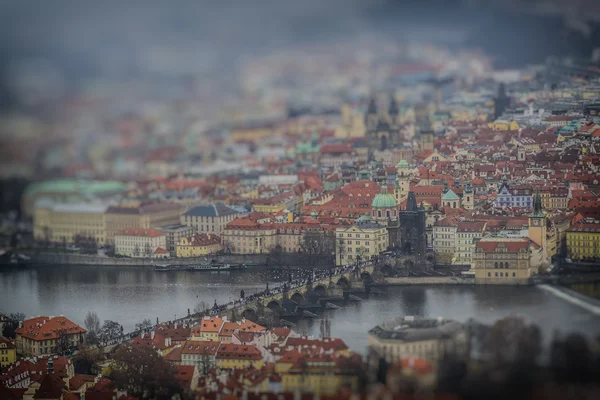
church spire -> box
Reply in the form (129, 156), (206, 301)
(389, 94), (399, 115)
(406, 191), (418, 211)
(530, 190), (544, 218)
(367, 97), (377, 115)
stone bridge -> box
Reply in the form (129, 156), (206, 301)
(221, 264), (375, 321)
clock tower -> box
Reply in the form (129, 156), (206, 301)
(528, 190), (547, 264)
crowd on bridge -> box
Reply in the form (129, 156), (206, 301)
(90, 254), (394, 350)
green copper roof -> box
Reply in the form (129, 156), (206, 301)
(25, 180), (126, 196)
(372, 185), (398, 208)
(441, 188), (460, 201)
(396, 159), (409, 169)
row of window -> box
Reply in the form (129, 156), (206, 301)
(488, 272), (517, 278)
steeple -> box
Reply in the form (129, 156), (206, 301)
(406, 191), (418, 211)
(464, 180), (473, 194)
(443, 181), (448, 194)
(530, 190), (544, 218)
(389, 94), (399, 115)
(367, 97), (377, 115)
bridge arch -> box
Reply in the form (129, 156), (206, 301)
(381, 264), (393, 276)
(336, 276), (350, 288)
(267, 299), (282, 310)
(242, 308), (258, 322)
(361, 271), (372, 282)
(290, 292), (304, 303)
(313, 284), (328, 296)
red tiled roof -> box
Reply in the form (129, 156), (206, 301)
(475, 239), (532, 253)
(16, 316), (86, 341)
(216, 344), (262, 360)
(181, 341), (220, 355)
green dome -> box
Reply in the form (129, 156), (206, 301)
(372, 185), (398, 208)
(396, 159), (409, 169)
(441, 188), (460, 201)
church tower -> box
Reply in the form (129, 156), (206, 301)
(388, 94), (400, 128)
(418, 115), (435, 152)
(463, 181), (474, 210)
(494, 83), (510, 120)
(365, 98), (378, 131)
(395, 159), (411, 203)
(528, 190), (547, 264)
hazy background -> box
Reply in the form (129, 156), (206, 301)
(0, 0), (599, 111)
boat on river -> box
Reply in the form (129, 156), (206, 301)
(154, 263), (177, 272)
(188, 259), (247, 272)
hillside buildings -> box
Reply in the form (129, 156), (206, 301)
(15, 316), (86, 357)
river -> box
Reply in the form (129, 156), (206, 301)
(2, 265), (600, 353)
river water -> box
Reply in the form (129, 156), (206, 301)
(2, 265), (600, 353)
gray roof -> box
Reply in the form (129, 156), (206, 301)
(184, 203), (239, 217)
(369, 316), (464, 342)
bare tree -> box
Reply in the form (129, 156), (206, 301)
(100, 320), (124, 342)
(1, 312), (25, 338)
(110, 345), (180, 399)
(84, 311), (101, 345)
(135, 319), (153, 333)
(194, 301), (208, 315)
(144, 242), (152, 257)
(55, 329), (73, 355)
(298, 230), (335, 268)
(133, 244), (140, 257)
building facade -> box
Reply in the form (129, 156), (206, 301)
(335, 221), (389, 266)
(495, 182), (533, 208)
(368, 316), (468, 363)
(158, 224), (195, 257)
(105, 201), (182, 244)
(472, 238), (540, 284)
(566, 223), (600, 261)
(454, 221), (486, 265)
(33, 202), (108, 245)
(15, 316), (86, 357)
(176, 233), (222, 257)
(114, 228), (167, 258)
(0, 337), (16, 368)
(181, 204), (244, 236)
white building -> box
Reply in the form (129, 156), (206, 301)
(114, 228), (167, 258)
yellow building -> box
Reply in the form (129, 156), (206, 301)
(335, 221), (389, 266)
(33, 202), (108, 245)
(176, 233), (222, 257)
(282, 355), (361, 395)
(566, 224), (600, 261)
(0, 337), (16, 368)
(192, 317), (225, 342)
(105, 201), (183, 244)
(488, 119), (519, 131)
(215, 343), (264, 369)
(472, 238), (541, 284)
(15, 316), (86, 357)
(231, 121), (275, 142)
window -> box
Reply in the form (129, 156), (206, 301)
(488, 272), (491, 277)
(495, 272), (498, 277)
(512, 272), (516, 277)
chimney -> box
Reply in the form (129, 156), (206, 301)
(151, 331), (155, 340)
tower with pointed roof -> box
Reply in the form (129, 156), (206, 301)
(418, 114), (435, 152)
(528, 190), (547, 264)
(395, 159), (411, 203)
(462, 181), (474, 210)
(365, 95), (403, 154)
(399, 191), (427, 257)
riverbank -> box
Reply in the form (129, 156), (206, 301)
(13, 251), (271, 267)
